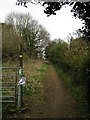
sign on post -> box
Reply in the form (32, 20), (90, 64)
(18, 77), (26, 85)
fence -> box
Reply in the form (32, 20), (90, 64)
(0, 67), (18, 103)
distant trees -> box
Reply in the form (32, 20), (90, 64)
(45, 39), (68, 71)
(5, 12), (50, 59)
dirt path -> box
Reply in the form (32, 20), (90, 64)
(32, 64), (80, 118)
(3, 64), (87, 118)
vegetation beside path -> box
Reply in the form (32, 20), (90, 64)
(2, 58), (89, 118)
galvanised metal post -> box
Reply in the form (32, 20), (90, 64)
(18, 44), (23, 108)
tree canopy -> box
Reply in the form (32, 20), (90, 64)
(16, 1), (90, 42)
(41, 2), (90, 42)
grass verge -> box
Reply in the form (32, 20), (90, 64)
(23, 61), (48, 97)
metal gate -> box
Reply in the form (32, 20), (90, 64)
(0, 67), (18, 103)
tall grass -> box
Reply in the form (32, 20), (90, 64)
(22, 58), (49, 102)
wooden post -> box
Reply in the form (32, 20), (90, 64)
(18, 44), (23, 108)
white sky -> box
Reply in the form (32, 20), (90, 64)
(0, 0), (84, 42)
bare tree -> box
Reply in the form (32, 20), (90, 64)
(5, 12), (50, 58)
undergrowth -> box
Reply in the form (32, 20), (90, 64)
(2, 58), (48, 113)
(23, 63), (48, 97)
(54, 64), (88, 113)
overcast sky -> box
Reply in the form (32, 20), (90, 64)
(0, 0), (84, 42)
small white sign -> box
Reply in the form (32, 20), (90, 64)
(18, 77), (26, 85)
